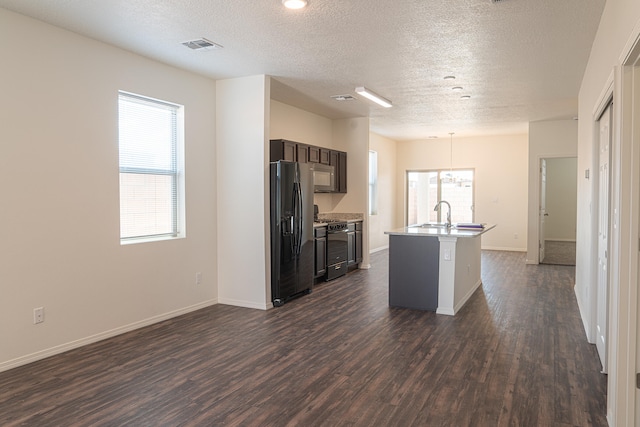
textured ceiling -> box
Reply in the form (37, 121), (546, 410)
(0, 0), (605, 140)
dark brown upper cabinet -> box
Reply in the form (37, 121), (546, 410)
(270, 139), (347, 193)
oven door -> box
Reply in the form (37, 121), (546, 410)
(326, 228), (348, 280)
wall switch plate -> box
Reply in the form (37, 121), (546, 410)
(444, 249), (451, 261)
(196, 272), (202, 285)
(33, 307), (44, 324)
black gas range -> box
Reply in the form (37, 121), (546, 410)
(322, 220), (349, 280)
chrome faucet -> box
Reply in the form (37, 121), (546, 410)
(434, 200), (452, 229)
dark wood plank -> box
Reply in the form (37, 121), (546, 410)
(0, 250), (607, 426)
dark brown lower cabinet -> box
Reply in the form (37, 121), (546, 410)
(314, 226), (327, 278)
(347, 222), (363, 266)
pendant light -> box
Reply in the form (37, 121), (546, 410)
(446, 132), (455, 183)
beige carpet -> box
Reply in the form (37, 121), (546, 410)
(541, 240), (576, 266)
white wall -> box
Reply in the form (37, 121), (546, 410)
(0, 9), (217, 371)
(269, 100), (335, 213)
(369, 133), (399, 252)
(527, 120), (578, 263)
(576, 0), (640, 424)
(544, 157), (578, 241)
(216, 76), (270, 309)
(396, 134), (529, 251)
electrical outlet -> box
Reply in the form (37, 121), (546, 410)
(33, 307), (44, 324)
(444, 249), (451, 261)
(196, 272), (202, 285)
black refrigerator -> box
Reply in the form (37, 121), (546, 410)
(270, 161), (314, 307)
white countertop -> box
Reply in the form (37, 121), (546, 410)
(385, 223), (496, 238)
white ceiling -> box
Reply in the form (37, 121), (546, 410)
(0, 0), (605, 140)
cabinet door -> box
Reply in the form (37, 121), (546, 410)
(270, 139), (297, 162)
(315, 236), (327, 277)
(347, 232), (356, 266)
(330, 150), (347, 193)
(329, 150), (339, 169)
(283, 141), (296, 161)
(338, 151), (347, 193)
(355, 230), (363, 263)
(347, 224), (356, 266)
(297, 144), (309, 163)
(309, 146), (320, 163)
(319, 149), (331, 165)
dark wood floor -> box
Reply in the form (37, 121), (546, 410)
(0, 250), (607, 426)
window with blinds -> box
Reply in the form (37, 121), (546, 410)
(118, 91), (184, 243)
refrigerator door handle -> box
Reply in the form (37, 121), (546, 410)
(292, 184), (300, 254)
(296, 182), (303, 254)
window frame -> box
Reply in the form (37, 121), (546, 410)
(369, 150), (378, 216)
(405, 168), (475, 226)
(118, 91), (185, 244)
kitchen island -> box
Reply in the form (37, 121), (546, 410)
(384, 224), (495, 315)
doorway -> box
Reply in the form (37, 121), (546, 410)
(539, 157), (578, 266)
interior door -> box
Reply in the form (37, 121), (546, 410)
(597, 102), (612, 372)
(539, 159), (547, 263)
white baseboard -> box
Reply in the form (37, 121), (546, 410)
(545, 238), (577, 243)
(574, 283), (593, 342)
(370, 245), (389, 254)
(482, 246), (527, 252)
(217, 297), (269, 311)
(454, 279), (483, 314)
(0, 299), (218, 373)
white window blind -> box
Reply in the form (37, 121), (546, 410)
(118, 92), (182, 243)
(369, 150), (378, 215)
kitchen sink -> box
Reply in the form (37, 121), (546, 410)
(411, 223), (449, 228)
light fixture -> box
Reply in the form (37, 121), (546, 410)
(282, 0), (307, 9)
(452, 86), (463, 91)
(444, 75), (456, 80)
(446, 132), (455, 183)
(355, 86), (393, 108)
(461, 95), (471, 99)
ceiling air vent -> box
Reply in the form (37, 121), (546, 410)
(182, 38), (223, 51)
(331, 94), (357, 101)
(490, 0), (508, 3)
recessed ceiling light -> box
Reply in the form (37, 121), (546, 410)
(427, 136), (439, 139)
(444, 75), (456, 80)
(282, 0), (307, 9)
(452, 86), (463, 91)
(461, 95), (471, 99)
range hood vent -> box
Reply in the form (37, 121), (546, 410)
(182, 38), (223, 51)
(331, 94), (357, 101)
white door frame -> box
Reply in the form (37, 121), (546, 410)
(606, 26), (640, 426)
(535, 154), (575, 265)
(539, 159), (547, 263)
(596, 102), (612, 373)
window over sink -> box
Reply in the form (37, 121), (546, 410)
(406, 169), (474, 226)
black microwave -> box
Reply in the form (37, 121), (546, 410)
(312, 163), (335, 193)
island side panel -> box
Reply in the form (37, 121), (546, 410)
(453, 235), (482, 312)
(388, 234), (440, 311)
